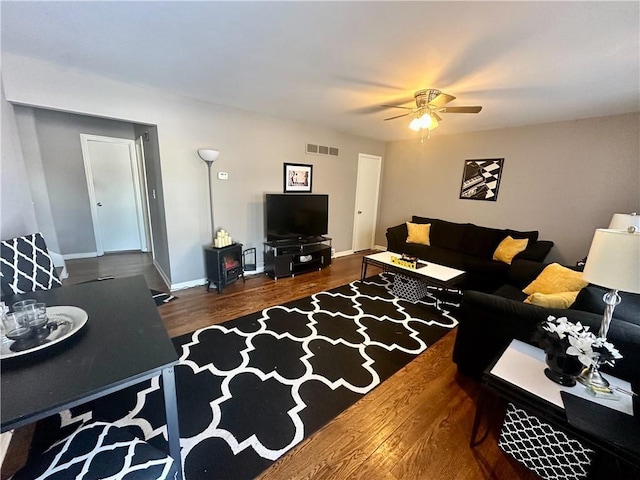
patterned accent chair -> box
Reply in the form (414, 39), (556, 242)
(0, 232), (62, 297)
(11, 421), (177, 479)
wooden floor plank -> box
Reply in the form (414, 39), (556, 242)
(352, 360), (467, 478)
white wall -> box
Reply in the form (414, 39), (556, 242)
(378, 113), (640, 263)
(2, 54), (386, 287)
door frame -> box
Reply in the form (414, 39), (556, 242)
(135, 135), (154, 256)
(80, 134), (147, 256)
(352, 153), (382, 252)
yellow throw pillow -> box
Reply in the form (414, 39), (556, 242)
(406, 222), (431, 246)
(493, 236), (529, 264)
(523, 263), (589, 295)
(524, 291), (580, 309)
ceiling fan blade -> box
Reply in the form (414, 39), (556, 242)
(381, 104), (414, 110)
(429, 93), (456, 108)
(384, 112), (413, 121)
(432, 112), (443, 122)
(443, 106), (483, 114)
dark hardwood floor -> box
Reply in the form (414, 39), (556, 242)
(61, 251), (169, 291)
(2, 251), (537, 479)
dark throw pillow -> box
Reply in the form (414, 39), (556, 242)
(460, 224), (503, 258)
(503, 228), (539, 244)
(427, 219), (470, 251)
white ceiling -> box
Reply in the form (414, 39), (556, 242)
(2, 1), (639, 142)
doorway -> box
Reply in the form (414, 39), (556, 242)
(352, 153), (382, 252)
(80, 134), (150, 255)
(135, 135), (154, 258)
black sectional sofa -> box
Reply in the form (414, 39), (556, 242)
(386, 216), (554, 292)
(452, 259), (640, 386)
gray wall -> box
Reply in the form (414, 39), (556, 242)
(13, 108), (61, 253)
(4, 105), (173, 282)
(133, 124), (171, 280)
(377, 113), (640, 263)
(1, 85), (38, 240)
(20, 108), (137, 255)
(9, 108), (172, 280)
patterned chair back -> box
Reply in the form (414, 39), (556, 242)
(1, 232), (62, 297)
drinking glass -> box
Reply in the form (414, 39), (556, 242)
(30, 303), (49, 329)
(12, 299), (36, 311)
(12, 299), (37, 328)
(2, 312), (32, 342)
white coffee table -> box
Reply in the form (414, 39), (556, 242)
(360, 251), (465, 288)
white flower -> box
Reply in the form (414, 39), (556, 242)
(566, 333), (597, 367)
(542, 316), (622, 368)
(592, 338), (623, 358)
(543, 316), (584, 339)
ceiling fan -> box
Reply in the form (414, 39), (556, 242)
(383, 89), (482, 140)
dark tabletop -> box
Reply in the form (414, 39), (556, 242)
(1, 276), (178, 432)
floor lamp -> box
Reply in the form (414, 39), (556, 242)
(198, 149), (220, 242)
(578, 224), (640, 387)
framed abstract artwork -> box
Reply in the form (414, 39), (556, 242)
(459, 158), (504, 201)
(283, 163), (313, 193)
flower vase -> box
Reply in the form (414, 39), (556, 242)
(544, 350), (583, 387)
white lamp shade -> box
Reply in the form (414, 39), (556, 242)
(608, 212), (640, 230)
(582, 228), (640, 294)
(198, 149), (220, 163)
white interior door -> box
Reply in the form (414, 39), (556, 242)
(352, 154), (382, 252)
(81, 135), (144, 254)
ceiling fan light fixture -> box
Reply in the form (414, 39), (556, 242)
(409, 117), (422, 131)
(384, 89), (481, 140)
(409, 113), (433, 131)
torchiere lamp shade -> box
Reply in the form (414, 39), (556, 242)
(198, 149), (220, 163)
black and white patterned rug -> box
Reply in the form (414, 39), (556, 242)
(33, 273), (460, 479)
(150, 288), (177, 306)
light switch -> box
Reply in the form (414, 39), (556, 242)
(218, 172), (229, 180)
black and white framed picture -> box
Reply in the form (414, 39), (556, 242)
(459, 158), (504, 201)
(284, 163), (313, 193)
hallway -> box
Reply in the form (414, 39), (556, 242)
(62, 252), (168, 292)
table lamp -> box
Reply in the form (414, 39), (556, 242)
(608, 212), (640, 230)
(579, 224), (640, 387)
(198, 149), (220, 242)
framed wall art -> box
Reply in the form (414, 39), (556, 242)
(283, 163), (313, 193)
(459, 158), (504, 201)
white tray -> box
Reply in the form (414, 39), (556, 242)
(1, 306), (88, 359)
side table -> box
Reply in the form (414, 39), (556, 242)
(204, 243), (245, 293)
(471, 340), (638, 479)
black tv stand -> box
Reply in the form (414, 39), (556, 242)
(263, 236), (332, 279)
(270, 235), (324, 243)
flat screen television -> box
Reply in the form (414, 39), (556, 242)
(265, 193), (329, 241)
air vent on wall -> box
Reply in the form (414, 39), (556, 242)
(306, 143), (339, 157)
